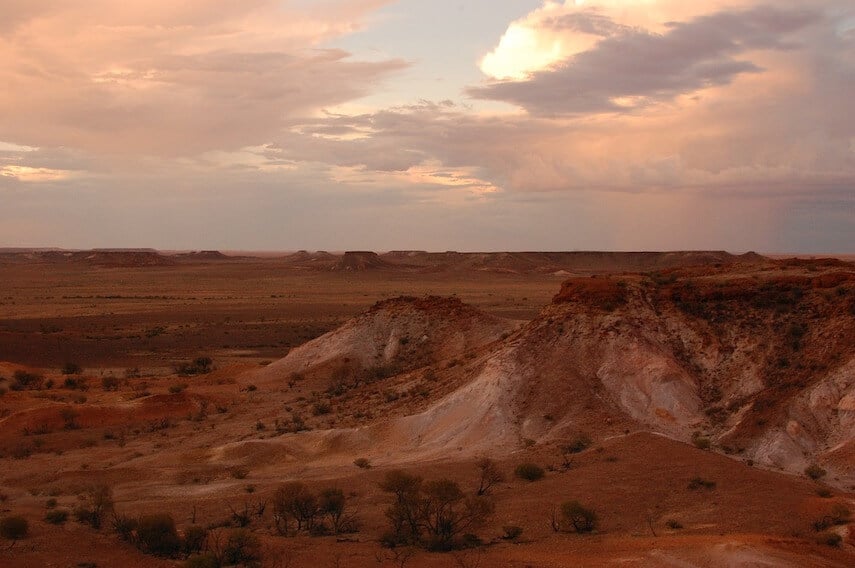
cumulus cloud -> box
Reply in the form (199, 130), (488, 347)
(470, 5), (822, 115)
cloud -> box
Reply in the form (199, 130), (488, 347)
(265, 2), (853, 203)
(469, 5), (822, 115)
(0, 0), (852, 253)
(0, 0), (403, 155)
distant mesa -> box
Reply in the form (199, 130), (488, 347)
(92, 248), (159, 253)
(386, 250), (429, 258)
(174, 250), (230, 260)
(332, 251), (393, 271)
(85, 250), (175, 267)
(283, 250), (337, 265)
(0, 247), (175, 266)
(0, 249), (810, 274)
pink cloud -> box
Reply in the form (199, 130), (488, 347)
(0, 0), (403, 155)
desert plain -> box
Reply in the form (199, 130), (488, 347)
(0, 249), (853, 567)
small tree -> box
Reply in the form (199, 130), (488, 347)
(475, 458), (503, 496)
(421, 479), (493, 551)
(318, 488), (352, 534)
(379, 471), (494, 551)
(272, 482), (317, 534)
(380, 470), (423, 544)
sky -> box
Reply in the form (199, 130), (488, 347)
(0, 0), (853, 253)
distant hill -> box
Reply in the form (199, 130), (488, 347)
(0, 248), (771, 273)
(0, 249), (174, 266)
(331, 251), (397, 271)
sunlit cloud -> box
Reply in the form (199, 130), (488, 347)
(472, 4), (821, 115)
(0, 166), (74, 182)
(330, 161), (499, 203)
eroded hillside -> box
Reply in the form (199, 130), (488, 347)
(228, 259), (855, 485)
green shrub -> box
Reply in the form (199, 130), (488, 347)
(169, 383), (188, 394)
(831, 503), (851, 525)
(560, 501), (597, 533)
(60, 407), (80, 430)
(176, 357), (213, 376)
(312, 401), (331, 416)
(230, 467), (249, 480)
(101, 376), (120, 391)
(816, 531), (842, 547)
(45, 509), (69, 525)
(691, 434), (711, 450)
(63, 376), (88, 390)
(514, 463), (545, 482)
(805, 464), (826, 480)
(11, 444), (32, 459)
(73, 484), (113, 529)
(112, 513), (137, 542)
(11, 370), (43, 391)
(0, 515), (29, 540)
(665, 519), (683, 529)
(223, 529), (261, 565)
(687, 477), (716, 490)
(61, 362), (83, 375)
(564, 433), (592, 454)
(183, 525), (208, 556)
(501, 525), (523, 540)
(136, 513), (182, 557)
(353, 457), (371, 469)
